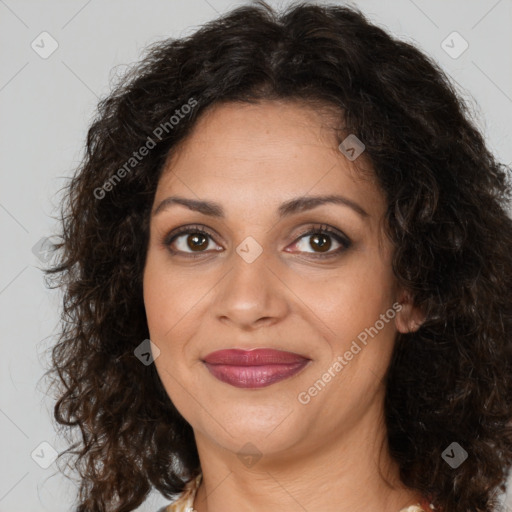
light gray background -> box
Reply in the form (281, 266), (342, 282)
(1, 0), (511, 510)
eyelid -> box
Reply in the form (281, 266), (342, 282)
(163, 224), (220, 248)
(162, 222), (352, 257)
(292, 223), (351, 247)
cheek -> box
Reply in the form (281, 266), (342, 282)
(143, 259), (196, 398)
(289, 251), (396, 343)
(143, 252), (222, 382)
(143, 252), (206, 338)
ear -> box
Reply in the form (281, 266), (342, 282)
(394, 288), (426, 333)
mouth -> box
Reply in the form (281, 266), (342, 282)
(202, 348), (311, 388)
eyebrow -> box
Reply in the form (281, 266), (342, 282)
(152, 194), (369, 219)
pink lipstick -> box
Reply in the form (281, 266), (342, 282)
(202, 349), (310, 388)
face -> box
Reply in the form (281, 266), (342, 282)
(143, 100), (416, 462)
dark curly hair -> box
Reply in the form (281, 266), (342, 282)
(44, 1), (512, 511)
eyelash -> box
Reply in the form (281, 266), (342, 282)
(163, 223), (352, 260)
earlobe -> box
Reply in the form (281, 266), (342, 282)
(394, 289), (426, 333)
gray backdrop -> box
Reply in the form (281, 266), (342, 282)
(1, 0), (511, 510)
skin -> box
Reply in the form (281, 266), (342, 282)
(143, 100), (425, 512)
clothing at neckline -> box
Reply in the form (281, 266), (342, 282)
(164, 473), (436, 512)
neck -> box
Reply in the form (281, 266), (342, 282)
(191, 409), (423, 512)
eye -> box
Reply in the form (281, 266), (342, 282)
(288, 224), (351, 258)
(163, 223), (351, 259)
(164, 225), (221, 258)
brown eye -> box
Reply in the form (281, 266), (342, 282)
(289, 224), (351, 258)
(164, 226), (221, 256)
(186, 233), (209, 251)
(308, 233), (332, 253)
(164, 223), (351, 259)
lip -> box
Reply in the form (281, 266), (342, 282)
(202, 349), (310, 388)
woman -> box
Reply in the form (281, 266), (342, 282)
(45, 2), (512, 511)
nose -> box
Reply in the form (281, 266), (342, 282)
(213, 247), (289, 331)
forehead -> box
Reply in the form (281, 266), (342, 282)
(154, 101), (385, 222)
